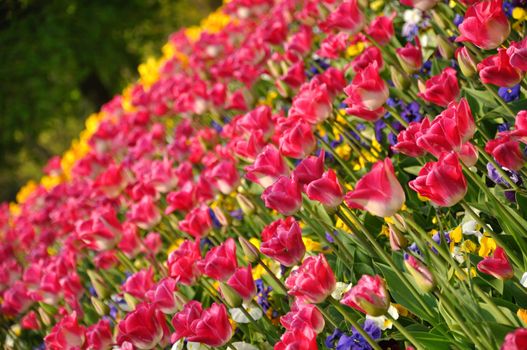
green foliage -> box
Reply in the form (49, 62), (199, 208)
(0, 0), (221, 201)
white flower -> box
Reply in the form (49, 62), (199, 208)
(331, 282), (353, 300)
(366, 304), (399, 330)
(461, 219), (481, 237)
(230, 305), (263, 323)
(403, 9), (423, 25)
(451, 246), (465, 264)
(232, 342), (259, 350)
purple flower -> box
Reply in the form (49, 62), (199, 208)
(335, 320), (382, 350)
(498, 85), (521, 102)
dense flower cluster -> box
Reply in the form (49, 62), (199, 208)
(2, 0), (527, 349)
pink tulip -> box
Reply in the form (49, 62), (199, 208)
(478, 49), (524, 88)
(281, 299), (325, 333)
(418, 67), (460, 107)
(366, 13), (396, 45)
(507, 37), (527, 71)
(409, 153), (467, 207)
(285, 254), (336, 304)
(278, 117), (317, 159)
(396, 41), (423, 74)
(122, 268), (155, 300)
(238, 105), (275, 138)
(261, 176), (303, 216)
(167, 240), (201, 286)
(197, 238), (238, 281)
(45, 313), (86, 350)
(86, 319), (113, 350)
(485, 133), (526, 171)
(305, 169), (344, 208)
(404, 255), (436, 292)
(117, 303), (169, 350)
(400, 0), (439, 11)
(501, 328), (527, 350)
(289, 80), (333, 125)
(456, 0), (510, 50)
(344, 63), (389, 122)
(260, 217), (306, 267)
(227, 265), (257, 302)
(320, 0), (365, 34)
(351, 46), (384, 73)
(209, 159), (240, 195)
(392, 121), (428, 157)
(179, 205), (212, 239)
(127, 196), (161, 230)
(275, 328), (318, 350)
(292, 150), (325, 186)
(341, 275), (390, 316)
(477, 247), (514, 280)
(245, 145), (290, 188)
(345, 158), (406, 217)
(146, 278), (180, 314)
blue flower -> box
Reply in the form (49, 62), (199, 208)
(454, 14), (464, 27)
(208, 208), (222, 228)
(498, 85), (521, 102)
(255, 279), (272, 312)
(326, 329), (345, 348)
(335, 320), (382, 350)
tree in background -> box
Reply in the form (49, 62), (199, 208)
(0, 0), (221, 202)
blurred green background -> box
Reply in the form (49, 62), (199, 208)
(0, 0), (221, 202)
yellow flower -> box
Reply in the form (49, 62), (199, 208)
(450, 226), (463, 243)
(249, 238), (261, 250)
(138, 57), (161, 89)
(370, 0), (385, 11)
(478, 235), (496, 257)
(460, 240), (477, 253)
(335, 144), (352, 160)
(252, 264), (265, 280)
(346, 41), (365, 57)
(518, 308), (527, 326)
(201, 11), (231, 33)
(512, 7), (527, 21)
(9, 203), (20, 216)
(185, 26), (202, 42)
(16, 181), (37, 204)
(40, 175), (63, 190)
(167, 238), (185, 254)
(380, 225), (390, 238)
(303, 237), (322, 252)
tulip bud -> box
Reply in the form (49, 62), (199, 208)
(87, 270), (110, 299)
(436, 35), (454, 60)
(390, 66), (410, 90)
(404, 255), (436, 293)
(219, 282), (243, 307)
(477, 247), (514, 280)
(91, 296), (109, 316)
(455, 47), (477, 78)
(212, 206), (229, 227)
(239, 237), (260, 263)
(236, 194), (255, 215)
(341, 275), (390, 316)
(124, 293), (138, 310)
(388, 224), (408, 251)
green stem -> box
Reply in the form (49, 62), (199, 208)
(386, 314), (424, 350)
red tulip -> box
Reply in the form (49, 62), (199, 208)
(501, 328), (527, 350)
(341, 275), (390, 316)
(477, 247), (514, 280)
(275, 326), (318, 350)
(317, 32), (350, 59)
(485, 133), (526, 171)
(261, 176), (303, 216)
(165, 184), (195, 214)
(238, 105), (275, 139)
(458, 142), (479, 167)
(344, 63), (389, 122)
(209, 159), (240, 194)
(86, 319), (113, 350)
(285, 254), (336, 304)
(351, 46), (384, 73)
(281, 298), (325, 333)
(1, 282), (32, 316)
(197, 238), (238, 281)
(418, 67), (460, 107)
(227, 265), (257, 302)
(172, 301), (233, 347)
(478, 49), (523, 88)
(313, 67), (347, 96)
(117, 303), (169, 350)
(306, 169), (344, 208)
(122, 268), (155, 300)
(320, 0), (365, 34)
(127, 196), (161, 230)
(400, 0), (439, 11)
(77, 206), (122, 251)
(179, 205), (212, 239)
(507, 37), (527, 71)
(260, 217), (306, 267)
(409, 153), (467, 207)
(281, 60), (306, 89)
(456, 0), (510, 50)
(278, 117), (317, 159)
(345, 158), (406, 217)
(245, 145), (290, 188)
(167, 240), (201, 286)
(94, 164), (128, 198)
(289, 80), (333, 125)
(392, 121), (428, 157)
(146, 278), (180, 314)
(396, 41), (423, 74)
(21, 311), (40, 330)
(45, 313), (86, 350)
(292, 150), (325, 186)
(366, 13), (396, 45)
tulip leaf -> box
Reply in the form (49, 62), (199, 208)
(487, 98), (527, 117)
(374, 262), (438, 323)
(462, 88), (498, 109)
(402, 165), (422, 176)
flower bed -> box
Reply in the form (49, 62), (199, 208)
(2, 0), (527, 349)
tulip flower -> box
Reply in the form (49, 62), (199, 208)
(275, 327), (318, 350)
(485, 133), (526, 171)
(237, 105), (274, 138)
(478, 49), (524, 88)
(409, 153), (467, 207)
(127, 195), (161, 230)
(501, 328), (527, 350)
(122, 268), (155, 300)
(209, 159), (240, 194)
(396, 41), (423, 74)
(366, 13), (396, 45)
(455, 47), (478, 78)
(197, 238), (238, 281)
(288, 80), (332, 125)
(245, 145), (290, 188)
(305, 169), (344, 208)
(117, 303), (169, 349)
(45, 313), (86, 350)
(165, 184), (196, 214)
(456, 0), (510, 50)
(418, 68), (460, 107)
(400, 0), (439, 11)
(404, 255), (436, 293)
(179, 205), (212, 239)
(344, 63), (389, 121)
(278, 117), (317, 158)
(227, 265), (257, 303)
(167, 240), (201, 286)
(345, 158), (406, 217)
(341, 275), (390, 316)
(320, 0), (365, 34)
(172, 301), (233, 347)
(507, 37), (527, 71)
(146, 278), (181, 314)
(351, 46), (384, 73)
(292, 150), (325, 186)
(86, 319), (113, 350)
(260, 217), (306, 267)
(285, 254), (336, 304)
(392, 121), (428, 157)
(261, 176), (302, 216)
(281, 299), (325, 333)
(477, 247), (514, 280)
